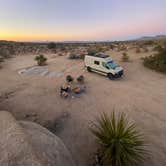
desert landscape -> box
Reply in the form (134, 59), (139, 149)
(0, 38), (166, 165)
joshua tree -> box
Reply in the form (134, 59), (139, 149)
(90, 112), (147, 166)
(35, 55), (47, 66)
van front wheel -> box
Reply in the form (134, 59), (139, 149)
(108, 73), (114, 80)
(87, 67), (92, 72)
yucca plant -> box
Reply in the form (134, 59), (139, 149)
(90, 112), (147, 166)
(35, 55), (47, 66)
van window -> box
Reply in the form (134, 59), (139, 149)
(94, 61), (100, 65)
(102, 62), (106, 67)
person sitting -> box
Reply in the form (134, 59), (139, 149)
(60, 84), (70, 98)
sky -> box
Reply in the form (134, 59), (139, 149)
(0, 0), (166, 41)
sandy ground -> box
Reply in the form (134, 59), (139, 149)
(0, 50), (166, 166)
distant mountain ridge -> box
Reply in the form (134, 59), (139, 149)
(138, 35), (166, 40)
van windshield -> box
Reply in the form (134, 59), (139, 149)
(106, 61), (119, 69)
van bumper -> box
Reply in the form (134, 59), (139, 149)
(114, 70), (124, 78)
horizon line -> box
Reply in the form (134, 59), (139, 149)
(0, 34), (166, 43)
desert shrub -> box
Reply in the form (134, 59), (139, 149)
(87, 49), (98, 55)
(96, 47), (104, 52)
(58, 53), (63, 56)
(0, 56), (4, 68)
(143, 40), (154, 46)
(47, 42), (57, 49)
(153, 45), (162, 52)
(110, 44), (115, 50)
(79, 54), (85, 59)
(136, 47), (141, 53)
(120, 45), (127, 51)
(143, 45), (166, 73)
(121, 52), (130, 62)
(0, 56), (4, 63)
(143, 47), (149, 53)
(90, 112), (147, 166)
(0, 48), (11, 58)
(35, 55), (47, 66)
(68, 53), (79, 59)
(68, 52), (85, 60)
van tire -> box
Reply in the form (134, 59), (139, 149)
(87, 67), (92, 72)
(108, 73), (114, 80)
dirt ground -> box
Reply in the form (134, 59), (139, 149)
(0, 50), (166, 166)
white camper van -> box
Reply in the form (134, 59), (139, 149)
(85, 53), (123, 79)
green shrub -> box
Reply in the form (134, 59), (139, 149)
(35, 55), (47, 66)
(90, 112), (147, 166)
(121, 52), (130, 62)
(143, 45), (166, 73)
(0, 56), (4, 63)
(97, 47), (104, 52)
(0, 56), (4, 68)
(143, 40), (154, 46)
(0, 49), (11, 58)
(153, 45), (162, 52)
(47, 42), (57, 49)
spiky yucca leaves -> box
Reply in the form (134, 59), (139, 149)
(91, 112), (147, 166)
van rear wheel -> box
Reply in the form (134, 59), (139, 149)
(87, 67), (92, 72)
(108, 73), (114, 80)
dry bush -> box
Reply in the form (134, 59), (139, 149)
(0, 56), (4, 63)
(153, 45), (162, 52)
(0, 56), (4, 69)
(47, 42), (57, 49)
(87, 48), (98, 55)
(57, 53), (64, 56)
(0, 48), (11, 58)
(136, 47), (141, 53)
(80, 53), (86, 59)
(68, 53), (79, 59)
(121, 52), (130, 62)
(143, 47), (149, 53)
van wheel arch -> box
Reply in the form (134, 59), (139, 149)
(87, 67), (92, 72)
(107, 73), (114, 80)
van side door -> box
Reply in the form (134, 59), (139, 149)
(93, 60), (101, 71)
(101, 61), (110, 75)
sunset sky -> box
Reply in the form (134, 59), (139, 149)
(0, 0), (166, 41)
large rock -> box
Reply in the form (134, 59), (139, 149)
(0, 111), (75, 166)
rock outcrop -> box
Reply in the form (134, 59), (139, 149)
(0, 111), (75, 166)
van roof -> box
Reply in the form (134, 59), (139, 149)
(87, 53), (110, 58)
